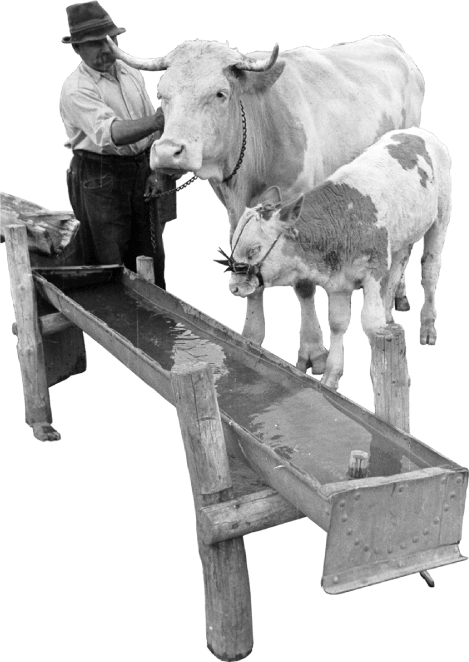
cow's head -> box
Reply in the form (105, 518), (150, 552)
(227, 186), (304, 296)
(106, 38), (285, 181)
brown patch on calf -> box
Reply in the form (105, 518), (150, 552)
(386, 133), (433, 187)
(293, 182), (389, 279)
(294, 278), (315, 299)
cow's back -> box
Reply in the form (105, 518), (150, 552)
(260, 36), (425, 195)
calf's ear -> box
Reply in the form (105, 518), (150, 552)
(260, 186), (282, 207)
(280, 195), (304, 223)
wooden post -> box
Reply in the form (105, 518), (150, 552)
(369, 323), (410, 432)
(171, 362), (253, 661)
(136, 255), (155, 284)
(369, 323), (433, 586)
(4, 224), (60, 441)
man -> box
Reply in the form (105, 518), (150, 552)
(60, 1), (166, 287)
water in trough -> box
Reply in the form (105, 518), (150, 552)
(65, 280), (440, 486)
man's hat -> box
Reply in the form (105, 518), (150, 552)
(62, 2), (126, 44)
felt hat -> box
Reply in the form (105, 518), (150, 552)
(62, 2), (126, 44)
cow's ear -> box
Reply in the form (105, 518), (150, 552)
(280, 195), (304, 223)
(260, 186), (282, 207)
(228, 61), (286, 94)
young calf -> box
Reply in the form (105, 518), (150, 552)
(225, 127), (451, 390)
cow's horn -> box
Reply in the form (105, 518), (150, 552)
(235, 44), (279, 72)
(106, 36), (167, 71)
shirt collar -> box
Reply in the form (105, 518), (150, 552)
(80, 60), (128, 82)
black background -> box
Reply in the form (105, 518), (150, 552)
(0, 3), (460, 654)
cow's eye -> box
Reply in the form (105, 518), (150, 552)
(248, 246), (261, 259)
(216, 90), (228, 100)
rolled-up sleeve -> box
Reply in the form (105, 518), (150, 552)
(61, 81), (119, 152)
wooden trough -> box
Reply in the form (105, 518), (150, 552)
(3, 215), (468, 661)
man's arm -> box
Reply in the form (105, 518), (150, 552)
(111, 107), (164, 146)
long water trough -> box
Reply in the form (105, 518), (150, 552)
(33, 265), (467, 594)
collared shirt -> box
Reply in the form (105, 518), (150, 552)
(60, 60), (156, 156)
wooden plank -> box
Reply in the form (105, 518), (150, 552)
(4, 224), (59, 441)
(12, 312), (76, 337)
(1, 192), (79, 256)
(136, 256), (155, 284)
(198, 487), (305, 544)
(171, 363), (253, 661)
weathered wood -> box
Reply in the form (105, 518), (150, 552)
(198, 487), (304, 545)
(4, 224), (59, 441)
(136, 256), (155, 284)
(370, 323), (410, 432)
(171, 362), (253, 661)
(12, 312), (76, 337)
(1, 192), (79, 256)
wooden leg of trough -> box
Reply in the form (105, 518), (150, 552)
(136, 255), (155, 284)
(4, 224), (60, 441)
(370, 323), (434, 587)
(171, 362), (253, 661)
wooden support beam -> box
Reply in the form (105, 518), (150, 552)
(171, 362), (253, 661)
(136, 256), (155, 284)
(370, 323), (410, 432)
(4, 224), (60, 441)
(12, 312), (76, 338)
(198, 487), (304, 545)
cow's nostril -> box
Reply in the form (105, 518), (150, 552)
(174, 144), (184, 157)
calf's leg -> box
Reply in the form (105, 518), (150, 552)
(386, 245), (413, 321)
(321, 291), (352, 391)
(361, 275), (388, 338)
(420, 224), (449, 345)
(294, 280), (328, 375)
(394, 246), (413, 311)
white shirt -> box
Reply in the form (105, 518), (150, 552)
(60, 60), (156, 156)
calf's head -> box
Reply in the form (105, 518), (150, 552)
(227, 187), (304, 297)
(106, 38), (285, 181)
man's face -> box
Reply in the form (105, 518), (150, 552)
(75, 36), (118, 72)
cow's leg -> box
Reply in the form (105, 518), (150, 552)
(420, 211), (451, 345)
(386, 246), (413, 322)
(394, 246), (413, 311)
(321, 291), (352, 390)
(361, 274), (388, 338)
(242, 287), (266, 345)
(294, 280), (328, 375)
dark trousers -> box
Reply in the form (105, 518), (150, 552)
(67, 149), (165, 289)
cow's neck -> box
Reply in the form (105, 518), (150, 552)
(212, 92), (310, 232)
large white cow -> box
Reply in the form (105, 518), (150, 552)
(227, 128), (452, 390)
(108, 35), (424, 373)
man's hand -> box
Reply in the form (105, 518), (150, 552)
(153, 107), (165, 136)
(144, 171), (162, 200)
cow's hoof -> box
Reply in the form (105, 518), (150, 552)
(420, 324), (437, 345)
(395, 295), (410, 312)
(32, 423), (61, 442)
(296, 356), (312, 373)
(311, 351), (329, 375)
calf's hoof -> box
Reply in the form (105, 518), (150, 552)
(311, 351), (329, 375)
(395, 295), (410, 312)
(320, 373), (340, 391)
(420, 323), (437, 345)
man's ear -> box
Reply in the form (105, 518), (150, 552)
(279, 195), (304, 223)
(259, 186), (282, 207)
(227, 61), (286, 94)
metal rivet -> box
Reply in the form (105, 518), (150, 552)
(388, 547), (393, 554)
(412, 536), (419, 543)
(398, 560), (404, 568)
(339, 500), (346, 508)
(423, 528), (429, 535)
(441, 476), (447, 484)
(456, 477), (463, 484)
(398, 486), (404, 493)
(400, 543), (407, 550)
(354, 493), (361, 500)
(374, 549), (381, 555)
(333, 576), (339, 584)
(346, 528), (352, 535)
(364, 545), (370, 552)
(433, 517), (440, 524)
(450, 492), (456, 499)
(444, 504), (450, 511)
(354, 539), (360, 546)
(342, 515), (348, 522)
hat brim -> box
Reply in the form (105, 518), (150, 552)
(62, 26), (126, 44)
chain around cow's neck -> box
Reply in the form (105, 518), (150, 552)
(222, 99), (247, 184)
